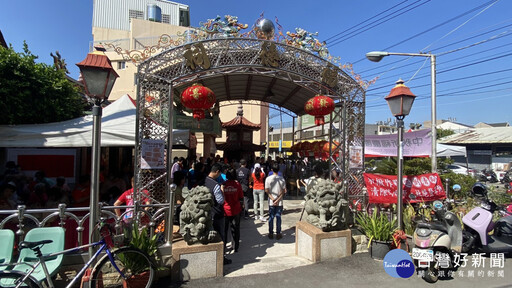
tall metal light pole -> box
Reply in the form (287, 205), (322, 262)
(77, 47), (118, 256)
(366, 51), (437, 173)
(384, 79), (416, 230)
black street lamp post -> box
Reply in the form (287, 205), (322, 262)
(76, 47), (118, 256)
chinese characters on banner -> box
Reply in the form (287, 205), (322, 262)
(365, 129), (431, 157)
(363, 173), (446, 203)
(141, 139), (165, 169)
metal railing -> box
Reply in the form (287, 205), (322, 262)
(0, 202), (173, 245)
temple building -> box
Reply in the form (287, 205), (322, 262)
(216, 102), (265, 161)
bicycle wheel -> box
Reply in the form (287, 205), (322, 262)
(90, 247), (155, 288)
(0, 271), (41, 288)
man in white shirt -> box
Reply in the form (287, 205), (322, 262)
(265, 163), (287, 240)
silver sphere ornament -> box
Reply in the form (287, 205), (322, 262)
(255, 18), (275, 40)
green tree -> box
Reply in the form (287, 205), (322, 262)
(437, 128), (455, 139)
(370, 157), (453, 176)
(0, 43), (84, 125)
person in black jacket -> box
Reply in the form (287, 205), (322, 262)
(237, 159), (251, 219)
(204, 163), (231, 265)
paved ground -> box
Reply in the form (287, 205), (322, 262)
(157, 197), (512, 288)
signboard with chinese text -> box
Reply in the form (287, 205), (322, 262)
(301, 107), (341, 126)
(363, 173), (445, 203)
(141, 139), (165, 169)
(173, 111), (221, 136)
(269, 141), (292, 148)
(365, 129), (431, 157)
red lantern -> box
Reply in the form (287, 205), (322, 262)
(295, 142), (303, 156)
(181, 83), (216, 121)
(290, 143), (298, 153)
(304, 95), (335, 125)
(323, 141), (340, 159)
(312, 141), (327, 159)
(301, 141), (313, 157)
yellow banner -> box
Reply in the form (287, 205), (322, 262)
(269, 141), (292, 148)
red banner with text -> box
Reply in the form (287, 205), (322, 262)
(363, 173), (446, 203)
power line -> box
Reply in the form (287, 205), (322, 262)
(438, 28), (512, 56)
(421, 0), (500, 52)
(365, 67), (512, 96)
(366, 79), (512, 109)
(328, 0), (431, 47)
(351, 0), (500, 64)
(364, 44), (512, 91)
(358, 21), (512, 76)
(323, 0), (409, 42)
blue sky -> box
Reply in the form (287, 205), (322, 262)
(1, 0), (511, 127)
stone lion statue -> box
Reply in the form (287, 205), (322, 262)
(179, 186), (218, 245)
(304, 179), (348, 232)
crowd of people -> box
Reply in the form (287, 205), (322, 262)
(163, 154), (340, 265)
(0, 161), (135, 213)
(1, 154), (340, 265)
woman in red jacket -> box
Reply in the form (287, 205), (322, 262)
(252, 163), (266, 221)
(223, 168), (244, 252)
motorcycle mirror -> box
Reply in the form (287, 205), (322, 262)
(444, 213), (455, 225)
(452, 184), (461, 192)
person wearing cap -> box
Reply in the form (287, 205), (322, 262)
(251, 163), (266, 221)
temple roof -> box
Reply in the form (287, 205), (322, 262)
(221, 116), (261, 130)
(221, 101), (261, 130)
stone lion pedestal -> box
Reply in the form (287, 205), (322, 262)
(170, 235), (224, 281)
(295, 221), (352, 262)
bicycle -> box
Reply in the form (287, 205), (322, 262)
(0, 221), (155, 288)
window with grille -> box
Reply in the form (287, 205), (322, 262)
(162, 14), (170, 24)
(129, 10), (144, 21)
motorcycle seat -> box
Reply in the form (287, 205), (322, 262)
(417, 222), (449, 234)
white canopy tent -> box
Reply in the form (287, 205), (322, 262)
(0, 95), (191, 148)
(437, 143), (467, 157)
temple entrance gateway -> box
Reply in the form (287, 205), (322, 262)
(133, 18), (366, 263)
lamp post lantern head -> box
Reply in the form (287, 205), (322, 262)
(366, 51), (390, 62)
(76, 47), (119, 100)
(385, 79), (416, 119)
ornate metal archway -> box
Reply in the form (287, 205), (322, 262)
(133, 36), (366, 240)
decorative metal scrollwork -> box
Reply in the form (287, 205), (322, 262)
(183, 43), (211, 70)
(321, 65), (338, 88)
(259, 41), (279, 68)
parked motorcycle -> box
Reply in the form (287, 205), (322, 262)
(500, 170), (511, 184)
(462, 183), (512, 254)
(411, 196), (463, 283)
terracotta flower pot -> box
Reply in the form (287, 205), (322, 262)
(122, 271), (151, 288)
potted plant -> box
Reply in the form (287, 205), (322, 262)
(356, 208), (397, 260)
(119, 223), (159, 287)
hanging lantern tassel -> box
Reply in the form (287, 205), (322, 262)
(181, 83), (216, 122)
(304, 95), (335, 126)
